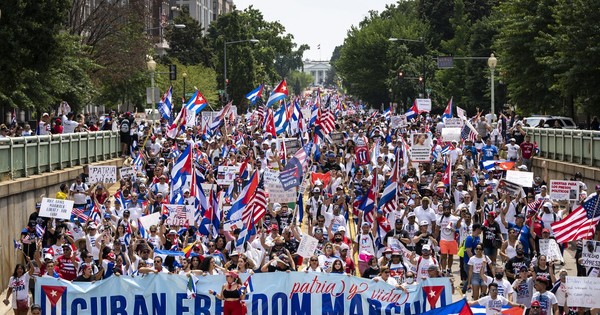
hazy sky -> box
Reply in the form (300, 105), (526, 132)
(233, 0), (396, 61)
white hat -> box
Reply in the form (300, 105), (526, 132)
(422, 244), (431, 251)
(457, 182), (464, 186)
(420, 220), (429, 226)
(340, 243), (350, 251)
(337, 226), (346, 232)
(518, 165), (528, 171)
(44, 253), (53, 260)
(313, 187), (321, 192)
(315, 180), (323, 186)
(543, 201), (553, 208)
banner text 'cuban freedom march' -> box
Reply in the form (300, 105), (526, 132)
(36, 273), (452, 315)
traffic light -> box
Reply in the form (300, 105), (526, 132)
(169, 65), (177, 80)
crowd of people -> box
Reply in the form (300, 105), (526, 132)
(5, 98), (600, 315)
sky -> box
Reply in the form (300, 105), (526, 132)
(233, 0), (396, 61)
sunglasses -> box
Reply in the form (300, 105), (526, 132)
(475, 248), (483, 251)
(310, 259), (318, 262)
(531, 306), (540, 309)
(154, 260), (161, 263)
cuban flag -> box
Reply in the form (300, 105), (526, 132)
(208, 102), (232, 135)
(274, 102), (289, 135)
(227, 171), (259, 222)
(266, 79), (288, 107)
(419, 299), (473, 315)
(40, 285), (68, 315)
(184, 89), (209, 114)
(481, 160), (497, 171)
(133, 151), (144, 171)
(442, 97), (453, 120)
(309, 102), (319, 126)
(158, 86), (173, 121)
(383, 106), (392, 120)
(405, 100), (419, 120)
(170, 144), (193, 196)
(243, 275), (254, 293)
(245, 84), (263, 105)
(138, 218), (147, 239)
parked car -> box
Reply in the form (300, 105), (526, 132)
(524, 115), (578, 129)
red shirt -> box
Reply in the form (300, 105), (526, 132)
(56, 255), (80, 281)
(520, 142), (535, 159)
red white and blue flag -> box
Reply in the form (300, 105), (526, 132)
(405, 100), (419, 120)
(208, 102), (232, 135)
(184, 89), (209, 114)
(40, 285), (68, 315)
(170, 144), (193, 197)
(442, 97), (453, 120)
(245, 84), (263, 105)
(158, 86), (173, 121)
(266, 79), (288, 107)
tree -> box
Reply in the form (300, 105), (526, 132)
(274, 44), (310, 78)
(165, 11), (214, 68)
(288, 71), (313, 96)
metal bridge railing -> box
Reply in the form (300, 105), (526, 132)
(0, 131), (120, 181)
(525, 127), (600, 167)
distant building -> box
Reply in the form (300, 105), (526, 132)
(302, 60), (331, 86)
(174, 0), (234, 32)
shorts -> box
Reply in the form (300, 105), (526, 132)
(471, 273), (484, 286)
(484, 246), (497, 257)
(440, 239), (458, 255)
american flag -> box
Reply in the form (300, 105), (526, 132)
(314, 109), (336, 140)
(36, 224), (45, 238)
(246, 177), (267, 225)
(551, 195), (600, 244)
(526, 199), (543, 213)
(293, 148), (308, 170)
(72, 207), (90, 222)
(461, 120), (478, 142)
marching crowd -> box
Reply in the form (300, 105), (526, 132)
(5, 100), (600, 315)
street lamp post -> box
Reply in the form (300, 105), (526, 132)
(389, 37), (426, 97)
(182, 72), (187, 104)
(147, 56), (157, 108)
(223, 39), (259, 103)
(488, 53), (498, 121)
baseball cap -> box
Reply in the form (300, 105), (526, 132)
(542, 228), (550, 234)
(362, 222), (370, 227)
(230, 251), (240, 257)
(44, 253), (53, 260)
(395, 218), (403, 224)
(422, 244), (431, 251)
(488, 211), (497, 217)
(383, 247), (393, 253)
(531, 301), (541, 307)
(407, 212), (415, 218)
(427, 264), (439, 271)
(543, 201), (553, 208)
(337, 226), (346, 232)
(168, 229), (177, 235)
(420, 220), (429, 226)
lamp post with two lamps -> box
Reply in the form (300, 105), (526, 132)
(223, 39), (259, 103)
(487, 53), (498, 121)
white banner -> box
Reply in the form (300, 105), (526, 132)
(441, 128), (461, 142)
(264, 169), (297, 203)
(120, 166), (135, 179)
(89, 166), (117, 184)
(539, 239), (564, 264)
(39, 198), (74, 220)
(566, 276), (600, 308)
(217, 165), (239, 185)
(416, 99), (432, 112)
(550, 180), (579, 201)
(138, 212), (161, 231)
(161, 204), (195, 226)
(456, 107), (467, 120)
(391, 115), (408, 128)
(581, 240), (600, 268)
(505, 170), (534, 188)
(444, 118), (464, 128)
(35, 273), (453, 315)
(296, 234), (319, 258)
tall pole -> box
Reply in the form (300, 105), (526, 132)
(150, 71), (155, 107)
(182, 72), (187, 104)
(490, 68), (495, 118)
(223, 41), (228, 104)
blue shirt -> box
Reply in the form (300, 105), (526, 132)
(509, 223), (532, 254)
(481, 145), (498, 161)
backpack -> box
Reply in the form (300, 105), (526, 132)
(120, 120), (130, 133)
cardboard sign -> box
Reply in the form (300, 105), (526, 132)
(441, 128), (462, 142)
(279, 157), (303, 190)
(89, 166), (117, 184)
(505, 170), (534, 188)
(296, 234), (319, 258)
(444, 118), (464, 128)
(390, 115), (408, 128)
(39, 198), (74, 220)
(330, 132), (344, 144)
(581, 240), (600, 268)
(161, 205), (195, 226)
(138, 212), (161, 231)
(264, 169), (297, 203)
(539, 239), (564, 264)
(217, 165), (239, 185)
(415, 99), (432, 112)
(566, 276), (600, 308)
(410, 133), (431, 163)
(497, 179), (523, 198)
(387, 237), (413, 260)
(284, 138), (300, 152)
(120, 166), (135, 179)
(550, 180), (580, 201)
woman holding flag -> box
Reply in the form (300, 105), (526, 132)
(208, 271), (247, 315)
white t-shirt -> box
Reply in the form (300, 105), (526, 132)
(477, 295), (509, 315)
(484, 275), (514, 299)
(355, 233), (376, 257)
(437, 215), (459, 242)
(70, 182), (89, 204)
(506, 143), (520, 159)
(8, 273), (30, 305)
(414, 206), (437, 233)
(531, 291), (558, 315)
(415, 255), (437, 280)
(468, 255), (492, 274)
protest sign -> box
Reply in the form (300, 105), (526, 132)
(284, 138), (300, 152)
(296, 234), (319, 258)
(264, 169), (296, 203)
(161, 205), (195, 226)
(331, 132), (344, 144)
(416, 98), (432, 112)
(581, 240), (600, 268)
(138, 212), (161, 231)
(216, 165), (239, 185)
(444, 118), (464, 128)
(119, 166), (135, 179)
(39, 198), (74, 220)
(539, 239), (564, 264)
(89, 166), (117, 184)
(550, 180), (579, 200)
(441, 128), (462, 142)
(390, 115), (408, 128)
(505, 170), (534, 188)
(410, 133), (431, 162)
(387, 237), (413, 260)
(497, 179), (523, 198)
(265, 178), (295, 203)
(36, 273), (452, 315)
(566, 276), (600, 308)
(279, 157), (303, 190)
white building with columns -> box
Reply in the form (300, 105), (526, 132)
(303, 60), (331, 86)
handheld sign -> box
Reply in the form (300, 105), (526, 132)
(89, 166), (117, 184)
(40, 198), (74, 220)
(296, 234), (319, 258)
(550, 180), (580, 201)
